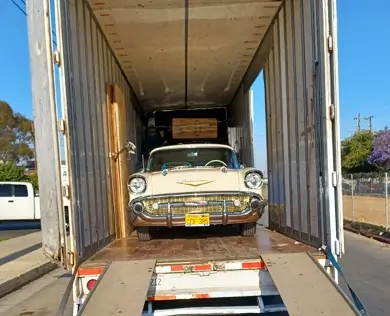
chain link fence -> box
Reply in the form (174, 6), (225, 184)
(342, 173), (389, 229)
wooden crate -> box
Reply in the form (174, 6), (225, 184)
(172, 118), (218, 139)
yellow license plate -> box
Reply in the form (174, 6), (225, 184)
(185, 214), (210, 227)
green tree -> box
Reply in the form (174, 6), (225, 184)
(27, 172), (39, 191)
(0, 162), (27, 182)
(341, 130), (377, 173)
(0, 101), (34, 164)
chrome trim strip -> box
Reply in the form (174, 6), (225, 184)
(167, 202), (172, 228)
(222, 200), (228, 225)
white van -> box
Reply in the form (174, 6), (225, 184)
(0, 182), (41, 220)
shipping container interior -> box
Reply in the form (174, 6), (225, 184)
(31, 0), (342, 266)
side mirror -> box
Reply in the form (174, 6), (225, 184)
(240, 164), (246, 169)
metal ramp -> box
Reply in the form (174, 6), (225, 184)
(261, 253), (359, 316)
(79, 259), (156, 316)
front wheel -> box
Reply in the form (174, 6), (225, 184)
(137, 227), (152, 241)
(240, 222), (257, 237)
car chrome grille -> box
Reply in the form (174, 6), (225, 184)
(143, 194), (251, 216)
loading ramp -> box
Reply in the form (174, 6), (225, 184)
(262, 253), (361, 316)
(79, 259), (156, 316)
(78, 252), (363, 315)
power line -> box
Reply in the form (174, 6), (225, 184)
(10, 0), (26, 15)
(9, 0), (57, 47)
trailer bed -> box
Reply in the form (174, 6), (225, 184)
(84, 226), (322, 267)
(79, 227), (359, 316)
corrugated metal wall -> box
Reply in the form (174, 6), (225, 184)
(263, 0), (340, 249)
(57, 0), (143, 262)
(229, 85), (254, 167)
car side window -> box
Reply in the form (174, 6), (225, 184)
(14, 184), (28, 197)
(0, 184), (12, 197)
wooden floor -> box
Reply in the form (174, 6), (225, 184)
(85, 226), (322, 266)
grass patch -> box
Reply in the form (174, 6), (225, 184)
(344, 219), (390, 238)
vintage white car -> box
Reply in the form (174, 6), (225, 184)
(127, 143), (267, 241)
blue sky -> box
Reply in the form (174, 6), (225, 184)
(0, 1), (389, 171)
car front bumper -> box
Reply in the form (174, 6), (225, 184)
(128, 191), (268, 227)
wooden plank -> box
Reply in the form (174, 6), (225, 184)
(81, 260), (156, 316)
(107, 84), (131, 238)
(262, 253), (356, 316)
(172, 118), (217, 139)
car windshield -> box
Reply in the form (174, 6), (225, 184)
(147, 147), (240, 172)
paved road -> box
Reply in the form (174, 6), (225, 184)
(0, 268), (73, 316)
(0, 221), (40, 240)
(0, 231), (389, 315)
(339, 231), (390, 315)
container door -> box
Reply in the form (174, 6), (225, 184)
(26, 0), (68, 266)
(52, 0), (135, 267)
(263, 0), (343, 257)
(326, 0), (344, 256)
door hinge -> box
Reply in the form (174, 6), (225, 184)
(329, 104), (335, 120)
(62, 185), (70, 199)
(53, 50), (61, 66)
(332, 171), (337, 187)
(327, 35), (333, 53)
(58, 119), (66, 135)
(334, 239), (341, 256)
(67, 251), (75, 266)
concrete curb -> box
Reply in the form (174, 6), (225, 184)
(344, 225), (390, 245)
(0, 261), (57, 299)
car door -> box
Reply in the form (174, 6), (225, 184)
(12, 183), (34, 220)
(0, 183), (17, 220)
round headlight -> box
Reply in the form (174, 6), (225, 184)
(129, 177), (146, 193)
(245, 172), (262, 189)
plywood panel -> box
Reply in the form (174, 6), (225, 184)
(108, 84), (131, 238)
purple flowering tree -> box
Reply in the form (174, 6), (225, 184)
(368, 127), (390, 170)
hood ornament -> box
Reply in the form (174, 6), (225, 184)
(177, 180), (214, 187)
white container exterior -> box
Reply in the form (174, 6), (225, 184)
(26, 0), (343, 268)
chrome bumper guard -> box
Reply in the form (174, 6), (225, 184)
(129, 191), (268, 227)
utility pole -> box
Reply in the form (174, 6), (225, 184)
(353, 113), (362, 132)
(363, 115), (374, 132)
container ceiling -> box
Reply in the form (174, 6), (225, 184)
(88, 0), (282, 111)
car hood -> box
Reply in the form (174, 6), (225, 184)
(148, 168), (240, 195)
